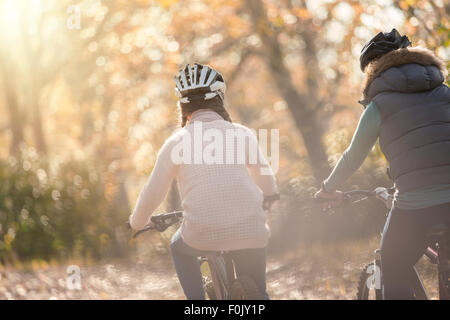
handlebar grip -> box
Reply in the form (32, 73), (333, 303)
(151, 211), (183, 223)
(131, 211), (183, 238)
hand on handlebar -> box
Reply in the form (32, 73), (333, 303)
(314, 188), (344, 213)
(128, 211), (183, 238)
(144, 220), (155, 230)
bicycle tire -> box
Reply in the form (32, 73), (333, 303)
(438, 272), (449, 300)
(230, 275), (263, 300)
(356, 261), (382, 300)
(204, 279), (217, 300)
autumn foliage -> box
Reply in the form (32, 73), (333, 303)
(0, 0), (448, 262)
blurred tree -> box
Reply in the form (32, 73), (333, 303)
(395, 0), (449, 48)
(166, 0), (365, 181)
(0, 0), (448, 261)
(0, 55), (24, 155)
(245, 0), (330, 181)
(0, 0), (78, 155)
(394, 0), (449, 84)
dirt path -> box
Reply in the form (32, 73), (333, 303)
(0, 259), (365, 300)
(0, 249), (438, 300)
(0, 261), (183, 300)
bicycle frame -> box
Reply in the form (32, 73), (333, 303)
(344, 188), (449, 300)
(371, 245), (446, 300)
(129, 201), (276, 300)
(409, 267), (429, 300)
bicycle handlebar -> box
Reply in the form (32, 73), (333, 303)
(316, 187), (395, 210)
(345, 187), (395, 209)
(343, 190), (376, 197)
(129, 194), (281, 238)
(151, 211), (183, 224)
(130, 211), (183, 238)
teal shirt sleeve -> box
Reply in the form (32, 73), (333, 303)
(324, 101), (381, 191)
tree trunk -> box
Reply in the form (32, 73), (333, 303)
(5, 91), (24, 156)
(0, 61), (25, 155)
(246, 0), (330, 181)
(271, 62), (330, 181)
(30, 77), (48, 155)
(31, 101), (47, 155)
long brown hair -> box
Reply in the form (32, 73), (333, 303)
(179, 94), (232, 127)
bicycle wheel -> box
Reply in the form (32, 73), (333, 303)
(356, 261), (383, 300)
(438, 240), (450, 300)
(230, 275), (262, 300)
(203, 278), (217, 300)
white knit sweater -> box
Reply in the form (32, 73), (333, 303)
(129, 109), (278, 251)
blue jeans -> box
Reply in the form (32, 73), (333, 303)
(380, 202), (450, 299)
(170, 228), (269, 300)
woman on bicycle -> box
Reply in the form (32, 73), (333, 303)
(129, 63), (278, 300)
(315, 29), (450, 299)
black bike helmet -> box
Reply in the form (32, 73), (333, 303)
(360, 28), (411, 72)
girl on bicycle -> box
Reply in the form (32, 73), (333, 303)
(129, 63), (279, 300)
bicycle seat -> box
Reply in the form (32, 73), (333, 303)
(427, 224), (448, 239)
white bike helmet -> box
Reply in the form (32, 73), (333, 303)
(174, 63), (226, 103)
